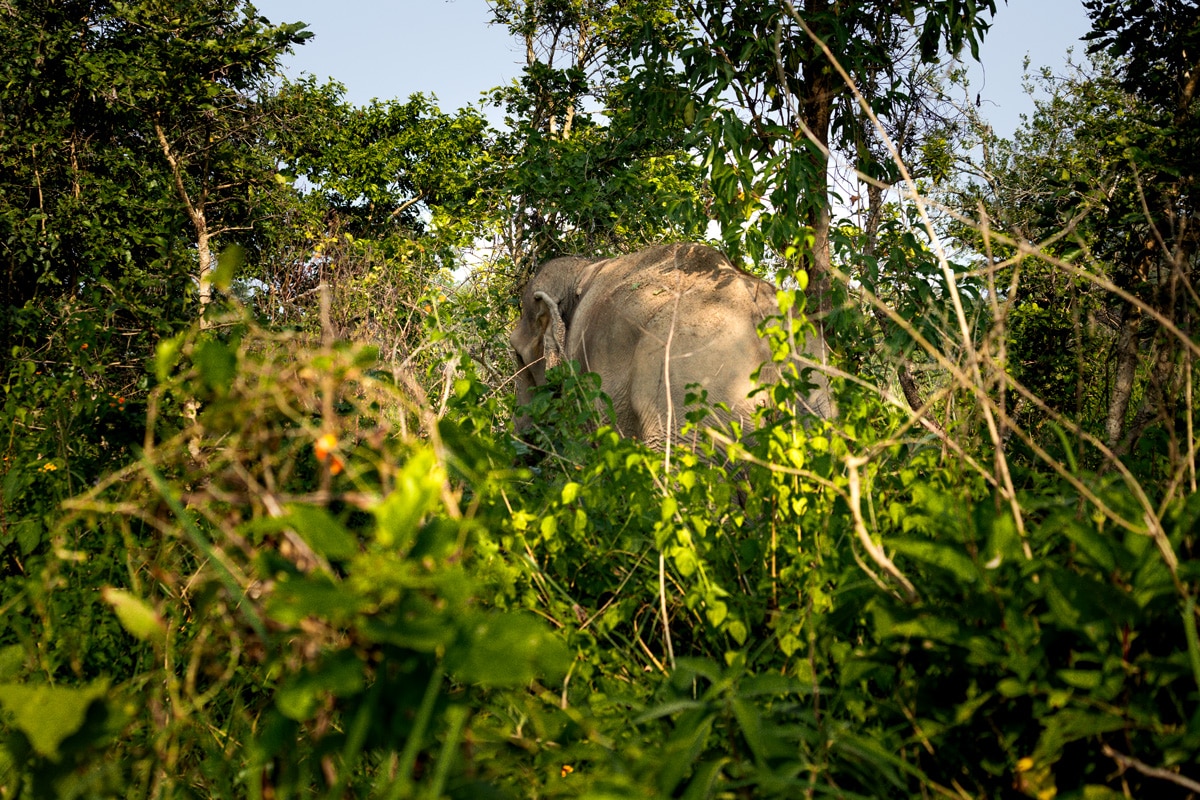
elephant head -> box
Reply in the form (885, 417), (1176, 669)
(509, 255), (597, 432)
(509, 243), (834, 446)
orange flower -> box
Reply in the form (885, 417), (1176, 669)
(314, 433), (344, 475)
(314, 433), (337, 460)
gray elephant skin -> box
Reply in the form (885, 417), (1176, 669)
(509, 242), (834, 448)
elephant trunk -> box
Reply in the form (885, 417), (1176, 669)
(513, 354), (534, 434)
(534, 290), (567, 369)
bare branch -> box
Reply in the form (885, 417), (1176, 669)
(1102, 744), (1200, 794)
(846, 454), (918, 603)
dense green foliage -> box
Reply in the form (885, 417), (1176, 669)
(2, 0), (1198, 798)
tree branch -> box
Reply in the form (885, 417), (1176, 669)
(155, 122), (203, 230)
(1102, 744), (1200, 794)
(846, 454), (918, 603)
(389, 191), (426, 219)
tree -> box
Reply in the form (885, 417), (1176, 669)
(955, 2), (1200, 479)
(626, 0), (997, 304)
(950, 58), (1138, 437)
(0, 0), (309, 340)
(111, 0), (311, 319)
(268, 79), (488, 239)
(252, 77), (493, 376)
(1081, 0), (1200, 456)
(0, 0), (187, 356)
(0, 0), (309, 561)
(480, 0), (708, 281)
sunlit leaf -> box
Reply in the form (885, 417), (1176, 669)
(446, 612), (570, 687)
(102, 587), (166, 643)
(0, 680), (109, 758)
(210, 244), (244, 292)
(286, 504), (358, 561)
(374, 448), (443, 549)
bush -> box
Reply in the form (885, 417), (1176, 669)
(0, 314), (570, 798)
(2, 289), (1196, 800)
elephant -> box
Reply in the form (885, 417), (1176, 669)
(509, 242), (834, 448)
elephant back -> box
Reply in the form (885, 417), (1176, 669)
(565, 243), (808, 443)
(512, 242), (834, 448)
(573, 242), (781, 329)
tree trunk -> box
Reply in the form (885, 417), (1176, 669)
(799, 0), (836, 317)
(1106, 303), (1142, 448)
(196, 226), (213, 318)
(864, 183), (883, 256)
(156, 122), (213, 326)
(863, 183), (935, 418)
(800, 84), (834, 316)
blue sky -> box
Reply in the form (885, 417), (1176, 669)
(253, 0), (1094, 140)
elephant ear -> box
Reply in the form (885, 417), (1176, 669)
(533, 290), (566, 369)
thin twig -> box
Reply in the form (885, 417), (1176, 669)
(655, 265), (685, 670)
(845, 455), (918, 602)
(1101, 744), (1200, 794)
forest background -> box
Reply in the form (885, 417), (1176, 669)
(1, 0), (1198, 798)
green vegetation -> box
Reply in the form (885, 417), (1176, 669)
(2, 1), (1197, 797)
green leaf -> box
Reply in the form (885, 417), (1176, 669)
(679, 757), (725, 800)
(661, 495), (678, 521)
(872, 604), (962, 643)
(374, 448), (442, 549)
(706, 599), (728, 627)
(658, 710), (715, 794)
(729, 696), (770, 764)
(209, 244), (244, 292)
(286, 504), (358, 561)
(981, 507), (1023, 566)
(1034, 709), (1127, 762)
(1061, 518), (1117, 572)
(266, 574), (365, 626)
(953, 691), (993, 724)
(0, 680), (110, 758)
(447, 612), (570, 687)
(832, 730), (918, 788)
(1047, 421), (1079, 473)
(671, 657), (725, 687)
(1184, 595), (1200, 696)
(101, 587), (166, 643)
(155, 334), (185, 383)
(194, 338), (237, 395)
(779, 632), (802, 657)
(672, 545), (698, 577)
(0, 646), (24, 681)
(1042, 569), (1139, 627)
(276, 653), (365, 722)
(739, 672), (800, 698)
(11, 517), (43, 557)
(1056, 669), (1106, 690)
(890, 538), (979, 583)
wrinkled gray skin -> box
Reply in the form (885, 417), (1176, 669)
(510, 243), (834, 448)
